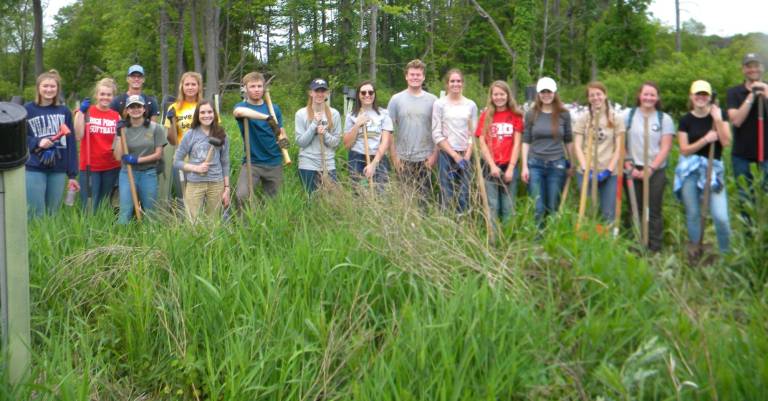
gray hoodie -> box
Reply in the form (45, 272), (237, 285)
(173, 127), (230, 182)
(295, 106), (342, 171)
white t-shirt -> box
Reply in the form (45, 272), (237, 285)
(624, 108), (676, 168)
(431, 96), (478, 152)
(344, 108), (393, 154)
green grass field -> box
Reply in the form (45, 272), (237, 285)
(4, 117), (767, 400)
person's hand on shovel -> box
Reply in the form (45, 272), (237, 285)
(193, 162), (210, 174)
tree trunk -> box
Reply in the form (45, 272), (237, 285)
(190, 0), (203, 72)
(292, 14), (300, 72)
(175, 1), (187, 84)
(204, 0), (220, 97)
(32, 0), (43, 76)
(160, 6), (171, 101)
(468, 0), (517, 68)
(369, 3), (378, 81)
(266, 6), (271, 62)
(356, 0), (364, 76)
(567, 2), (575, 82)
(675, 0), (681, 52)
(321, 0), (327, 43)
(538, 0), (549, 78)
(554, 0), (561, 79)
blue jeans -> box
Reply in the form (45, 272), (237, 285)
(79, 168), (119, 212)
(575, 173), (618, 222)
(298, 168), (338, 194)
(438, 151), (470, 213)
(732, 155), (768, 201)
(680, 171), (731, 252)
(26, 170), (67, 218)
(485, 166), (518, 223)
(118, 168), (158, 224)
(348, 150), (389, 186)
(527, 157), (568, 224)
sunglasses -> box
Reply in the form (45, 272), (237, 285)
(359, 90), (375, 96)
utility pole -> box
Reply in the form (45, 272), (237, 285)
(0, 101), (31, 385)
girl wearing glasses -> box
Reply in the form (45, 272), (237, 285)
(343, 80), (393, 187)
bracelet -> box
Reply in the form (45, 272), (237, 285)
(224, 185), (230, 188)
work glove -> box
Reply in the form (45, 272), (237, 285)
(588, 169), (611, 183)
(116, 120), (127, 132)
(166, 107), (176, 121)
(277, 137), (289, 149)
(265, 115), (280, 137)
(457, 159), (469, 171)
(79, 98), (90, 114)
(122, 154), (139, 165)
(39, 148), (58, 167)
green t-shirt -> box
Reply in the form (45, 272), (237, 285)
(113, 121), (167, 171)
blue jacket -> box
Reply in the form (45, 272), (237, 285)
(24, 102), (78, 178)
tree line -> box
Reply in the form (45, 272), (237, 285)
(1, 0), (766, 114)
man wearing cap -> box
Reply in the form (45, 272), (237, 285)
(727, 53), (768, 194)
(387, 59), (438, 202)
(110, 64), (160, 121)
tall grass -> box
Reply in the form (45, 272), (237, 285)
(2, 116), (766, 400)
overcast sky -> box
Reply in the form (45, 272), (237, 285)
(45, 0), (767, 37)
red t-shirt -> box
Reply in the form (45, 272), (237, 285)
(79, 106), (121, 172)
(474, 109), (523, 166)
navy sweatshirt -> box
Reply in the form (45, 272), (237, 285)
(24, 102), (78, 178)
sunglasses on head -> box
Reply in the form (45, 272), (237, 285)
(359, 90), (375, 96)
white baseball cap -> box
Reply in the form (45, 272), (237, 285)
(536, 77), (557, 93)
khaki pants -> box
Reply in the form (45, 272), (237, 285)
(235, 163), (283, 203)
(184, 181), (225, 221)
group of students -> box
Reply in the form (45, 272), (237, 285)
(23, 54), (768, 255)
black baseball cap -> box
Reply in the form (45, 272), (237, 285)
(743, 53), (762, 65)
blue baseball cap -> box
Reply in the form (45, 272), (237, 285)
(309, 78), (329, 90)
(127, 64), (145, 76)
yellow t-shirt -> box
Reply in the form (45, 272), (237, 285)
(164, 101), (197, 143)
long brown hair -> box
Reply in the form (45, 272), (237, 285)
(35, 70), (62, 106)
(352, 80), (381, 116)
(586, 81), (614, 129)
(305, 90), (334, 132)
(482, 81), (523, 140)
(191, 100), (226, 142)
(532, 90), (567, 138)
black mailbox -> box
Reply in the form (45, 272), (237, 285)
(0, 102), (28, 171)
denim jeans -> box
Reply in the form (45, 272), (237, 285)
(731, 155), (768, 216)
(348, 150), (389, 187)
(527, 157), (568, 224)
(680, 171), (731, 252)
(437, 151), (470, 213)
(298, 168), (338, 194)
(26, 170), (67, 218)
(118, 168), (158, 224)
(485, 166), (518, 223)
(575, 173), (618, 222)
(79, 168), (119, 212)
